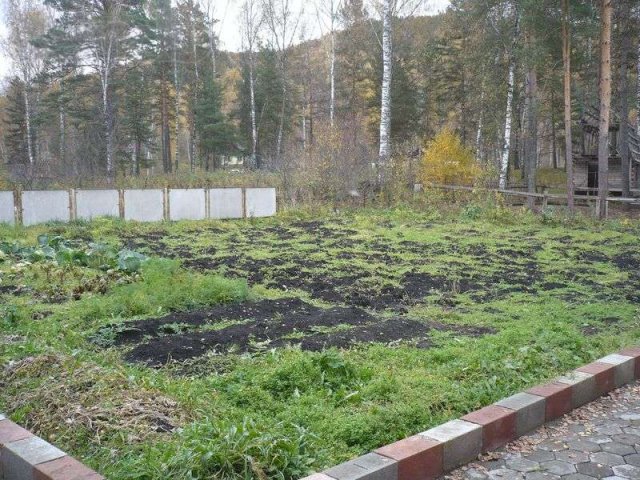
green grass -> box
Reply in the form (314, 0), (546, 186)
(1, 201), (639, 479)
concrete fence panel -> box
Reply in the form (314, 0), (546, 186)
(169, 189), (206, 221)
(22, 191), (70, 226)
(245, 188), (277, 218)
(0, 191), (14, 224)
(76, 189), (120, 220)
(210, 188), (243, 219)
(124, 189), (164, 222)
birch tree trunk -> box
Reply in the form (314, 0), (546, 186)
(102, 81), (115, 179)
(476, 88), (485, 159)
(378, 0), (392, 183)
(637, 35), (640, 138)
(190, 7), (199, 170)
(597, 0), (612, 219)
(499, 13), (520, 190)
(499, 59), (516, 189)
(276, 78), (287, 160)
(249, 56), (258, 166)
(330, 25), (336, 128)
(59, 100), (65, 172)
(173, 24), (181, 172)
(241, 0), (260, 168)
(525, 65), (538, 210)
(24, 88), (35, 167)
(563, 0), (574, 212)
(619, 18), (631, 198)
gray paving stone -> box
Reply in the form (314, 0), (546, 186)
(444, 381), (640, 479)
(540, 460), (577, 476)
(563, 475), (601, 480)
(505, 457), (540, 473)
(525, 473), (561, 480)
(598, 426), (625, 436)
(526, 451), (557, 463)
(624, 428), (640, 437)
(486, 469), (523, 479)
(464, 469), (488, 479)
(602, 443), (636, 456)
(576, 461), (614, 478)
(568, 439), (603, 453)
(590, 452), (625, 467)
(555, 450), (591, 464)
(539, 440), (569, 452)
(612, 464), (640, 478)
(613, 434), (640, 446)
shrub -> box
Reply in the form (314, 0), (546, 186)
(419, 128), (479, 186)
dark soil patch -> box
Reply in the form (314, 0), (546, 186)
(270, 319), (495, 352)
(119, 298), (496, 366)
(103, 298), (326, 346)
(124, 300), (377, 366)
(0, 285), (30, 296)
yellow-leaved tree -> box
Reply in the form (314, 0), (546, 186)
(419, 128), (479, 186)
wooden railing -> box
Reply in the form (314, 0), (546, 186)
(416, 183), (640, 218)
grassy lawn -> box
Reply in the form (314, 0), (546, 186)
(1, 204), (639, 479)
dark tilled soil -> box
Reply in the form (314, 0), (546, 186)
(101, 298), (319, 345)
(270, 319), (495, 352)
(121, 298), (495, 366)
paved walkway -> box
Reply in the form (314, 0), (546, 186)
(444, 381), (640, 480)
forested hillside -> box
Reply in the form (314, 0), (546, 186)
(1, 0), (639, 207)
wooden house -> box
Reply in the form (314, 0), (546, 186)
(573, 108), (640, 196)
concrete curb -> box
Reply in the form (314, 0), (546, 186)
(0, 414), (103, 480)
(301, 347), (640, 480)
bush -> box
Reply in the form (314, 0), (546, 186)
(419, 129), (479, 186)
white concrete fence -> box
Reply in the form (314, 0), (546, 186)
(0, 187), (277, 226)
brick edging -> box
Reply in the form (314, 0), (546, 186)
(0, 413), (103, 480)
(301, 346), (640, 480)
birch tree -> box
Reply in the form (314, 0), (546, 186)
(240, 0), (262, 167)
(43, 0), (144, 179)
(377, 0), (392, 181)
(375, 0), (423, 183)
(562, 0), (574, 212)
(617, 0), (632, 198)
(597, 0), (612, 219)
(4, 0), (49, 169)
(497, 6), (520, 190)
(262, 0), (301, 162)
(315, 0), (342, 128)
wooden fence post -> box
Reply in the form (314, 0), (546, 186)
(163, 187), (170, 221)
(205, 188), (210, 219)
(69, 188), (76, 221)
(242, 188), (247, 219)
(14, 187), (23, 226)
(118, 189), (125, 220)
(542, 188), (549, 211)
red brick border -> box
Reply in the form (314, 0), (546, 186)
(301, 346), (640, 480)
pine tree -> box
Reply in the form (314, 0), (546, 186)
(4, 78), (30, 166)
(195, 78), (236, 170)
(121, 68), (154, 175)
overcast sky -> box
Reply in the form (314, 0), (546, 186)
(0, 0), (450, 83)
